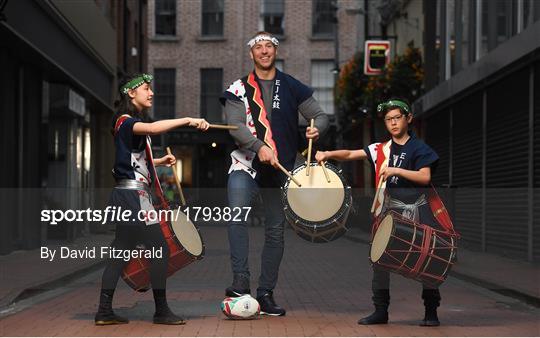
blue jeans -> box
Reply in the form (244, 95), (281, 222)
(227, 169), (285, 297)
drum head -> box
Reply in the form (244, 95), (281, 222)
(170, 211), (203, 257)
(287, 165), (345, 222)
(370, 214), (393, 263)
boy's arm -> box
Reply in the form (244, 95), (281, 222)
(315, 149), (367, 162)
(380, 166), (431, 186)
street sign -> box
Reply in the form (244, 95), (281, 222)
(364, 40), (391, 75)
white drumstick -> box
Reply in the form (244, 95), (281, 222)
(321, 161), (331, 183)
(306, 119), (314, 176)
(276, 162), (301, 187)
(370, 174), (384, 213)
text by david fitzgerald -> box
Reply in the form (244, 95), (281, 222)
(40, 246), (163, 262)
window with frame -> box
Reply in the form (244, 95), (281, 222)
(154, 68), (176, 120)
(261, 0), (284, 36)
(155, 0), (176, 36)
(311, 61), (334, 115)
(200, 69), (223, 123)
(202, 0), (224, 36)
(312, 0), (336, 37)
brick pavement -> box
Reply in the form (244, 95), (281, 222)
(0, 234), (113, 308)
(1, 225), (539, 336)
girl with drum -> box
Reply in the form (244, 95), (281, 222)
(94, 73), (209, 326)
(315, 99), (442, 327)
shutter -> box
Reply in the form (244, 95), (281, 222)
(486, 68), (529, 259)
(425, 110), (450, 186)
(534, 62), (540, 261)
(453, 93), (483, 249)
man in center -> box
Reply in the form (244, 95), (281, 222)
(220, 31), (329, 316)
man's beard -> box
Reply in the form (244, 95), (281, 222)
(254, 57), (276, 71)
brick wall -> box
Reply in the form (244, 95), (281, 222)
(148, 0), (361, 118)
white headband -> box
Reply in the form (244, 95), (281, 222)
(247, 35), (279, 48)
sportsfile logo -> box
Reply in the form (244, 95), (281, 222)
(41, 206), (157, 225)
(40, 206), (252, 225)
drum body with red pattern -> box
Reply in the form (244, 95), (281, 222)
(370, 211), (457, 287)
(122, 209), (204, 291)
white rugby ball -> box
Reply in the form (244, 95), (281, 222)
(221, 295), (260, 319)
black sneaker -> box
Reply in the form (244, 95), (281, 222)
(225, 274), (251, 297)
(257, 292), (286, 316)
(94, 310), (129, 326)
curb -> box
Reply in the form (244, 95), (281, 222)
(3, 260), (107, 308)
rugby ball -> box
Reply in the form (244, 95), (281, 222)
(221, 295), (260, 319)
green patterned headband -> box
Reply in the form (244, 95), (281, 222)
(377, 99), (411, 115)
(121, 74), (153, 94)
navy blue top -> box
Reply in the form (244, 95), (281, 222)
(220, 69), (313, 171)
(112, 116), (153, 184)
(364, 133), (439, 204)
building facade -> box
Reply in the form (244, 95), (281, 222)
(408, 0), (540, 261)
(0, 0), (148, 254)
(147, 0), (365, 188)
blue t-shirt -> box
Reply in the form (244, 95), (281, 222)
(364, 133), (439, 204)
(112, 116), (153, 184)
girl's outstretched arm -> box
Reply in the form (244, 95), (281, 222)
(133, 117), (209, 135)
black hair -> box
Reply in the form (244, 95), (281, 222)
(111, 73), (152, 134)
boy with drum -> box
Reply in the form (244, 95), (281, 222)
(95, 73), (209, 326)
(315, 99), (442, 326)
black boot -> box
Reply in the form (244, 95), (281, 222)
(357, 306), (388, 325)
(421, 287), (441, 326)
(420, 307), (440, 326)
(359, 287), (390, 325)
(153, 289), (186, 325)
(225, 273), (251, 297)
(95, 289), (129, 325)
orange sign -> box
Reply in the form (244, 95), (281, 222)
(364, 40), (391, 75)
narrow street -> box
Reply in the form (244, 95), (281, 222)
(1, 225), (538, 337)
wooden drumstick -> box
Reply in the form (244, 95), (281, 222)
(276, 162), (302, 187)
(370, 174), (384, 213)
(166, 147), (186, 206)
(371, 141), (391, 215)
(306, 119), (314, 176)
(208, 124), (238, 130)
(321, 161), (331, 183)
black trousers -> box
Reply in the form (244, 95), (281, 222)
(100, 223), (170, 291)
(371, 266), (441, 309)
